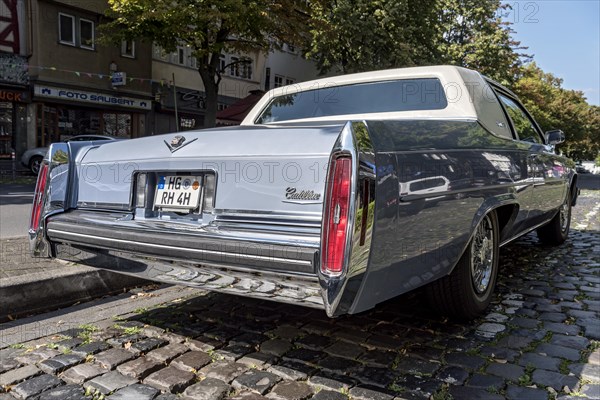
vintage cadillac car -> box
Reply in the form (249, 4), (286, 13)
(29, 66), (578, 320)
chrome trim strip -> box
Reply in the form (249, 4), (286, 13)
(215, 210), (322, 222)
(500, 216), (555, 247)
(48, 229), (313, 266)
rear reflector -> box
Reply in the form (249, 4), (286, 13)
(321, 156), (352, 275)
(135, 173), (147, 207)
(203, 174), (216, 212)
(30, 163), (49, 232)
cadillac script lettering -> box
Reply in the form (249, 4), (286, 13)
(285, 187), (321, 201)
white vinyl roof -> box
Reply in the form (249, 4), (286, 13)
(242, 65), (492, 126)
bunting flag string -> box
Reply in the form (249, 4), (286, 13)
(0, 61), (174, 87)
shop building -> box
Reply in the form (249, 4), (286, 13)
(0, 0), (30, 159)
(27, 0), (153, 148)
(149, 44), (265, 133)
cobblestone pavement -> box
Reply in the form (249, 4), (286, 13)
(1, 191), (598, 400)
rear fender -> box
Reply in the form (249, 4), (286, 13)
(318, 121), (377, 317)
(29, 143), (71, 257)
(570, 174), (579, 206)
(446, 193), (519, 275)
(29, 140), (123, 257)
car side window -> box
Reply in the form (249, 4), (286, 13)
(497, 94), (542, 144)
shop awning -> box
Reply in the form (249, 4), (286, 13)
(216, 90), (265, 125)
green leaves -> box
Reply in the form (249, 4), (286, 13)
(100, 0), (308, 127)
(306, 0), (439, 74)
(514, 63), (599, 160)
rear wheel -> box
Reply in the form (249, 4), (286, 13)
(426, 211), (499, 320)
(536, 190), (572, 245)
(29, 156), (43, 175)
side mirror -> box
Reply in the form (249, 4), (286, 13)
(545, 130), (565, 145)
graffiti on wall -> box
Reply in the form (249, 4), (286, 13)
(0, 54), (28, 85)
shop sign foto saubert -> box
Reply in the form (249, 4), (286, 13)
(34, 85), (150, 110)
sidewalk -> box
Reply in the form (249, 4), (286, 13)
(0, 237), (148, 322)
(0, 159), (29, 179)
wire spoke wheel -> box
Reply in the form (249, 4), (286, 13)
(559, 199), (570, 233)
(470, 214), (494, 294)
(426, 211), (499, 320)
(537, 187), (572, 246)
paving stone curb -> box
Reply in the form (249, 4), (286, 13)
(0, 265), (148, 322)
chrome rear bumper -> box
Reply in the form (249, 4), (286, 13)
(46, 210), (326, 310)
(53, 242), (324, 309)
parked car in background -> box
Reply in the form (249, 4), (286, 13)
(29, 66), (578, 320)
(577, 161), (600, 175)
(21, 135), (118, 174)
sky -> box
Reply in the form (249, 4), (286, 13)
(505, 0), (600, 106)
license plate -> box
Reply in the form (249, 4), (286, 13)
(154, 175), (202, 210)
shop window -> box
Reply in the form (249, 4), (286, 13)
(36, 105), (133, 147)
(59, 13), (75, 46)
(180, 117), (197, 130)
(121, 40), (135, 58)
(103, 113), (131, 137)
(36, 105), (60, 147)
(0, 103), (13, 158)
(79, 19), (95, 50)
(58, 108), (101, 139)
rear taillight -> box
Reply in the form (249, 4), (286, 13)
(30, 163), (49, 232)
(321, 156), (352, 276)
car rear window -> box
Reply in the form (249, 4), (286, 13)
(255, 78), (447, 124)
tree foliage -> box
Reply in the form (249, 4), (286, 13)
(514, 63), (600, 160)
(306, 0), (440, 73)
(306, 0), (596, 160)
(100, 0), (598, 161)
(436, 0), (528, 84)
(306, 0), (527, 83)
(100, 0), (308, 128)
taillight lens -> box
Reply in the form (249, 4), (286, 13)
(321, 156), (352, 275)
(30, 163), (49, 232)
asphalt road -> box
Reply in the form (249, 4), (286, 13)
(578, 173), (600, 190)
(0, 183), (35, 239)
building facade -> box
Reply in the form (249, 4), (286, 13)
(27, 0), (153, 157)
(0, 0), (29, 159)
(149, 44), (266, 133)
(264, 44), (321, 92)
(11, 0), (323, 156)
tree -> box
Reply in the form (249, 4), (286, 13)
(513, 63), (600, 160)
(306, 0), (440, 74)
(100, 0), (308, 128)
(306, 0), (527, 82)
(437, 0), (529, 84)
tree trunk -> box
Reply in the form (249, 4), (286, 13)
(202, 77), (219, 129)
(198, 51), (222, 129)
